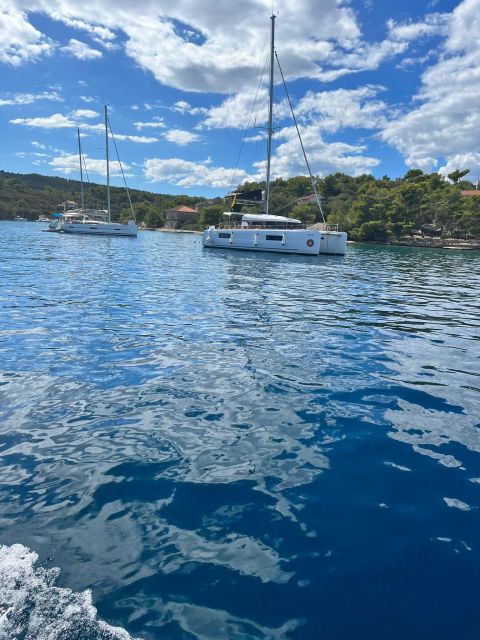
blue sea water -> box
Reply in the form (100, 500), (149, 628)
(0, 221), (479, 640)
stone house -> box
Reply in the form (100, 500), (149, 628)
(164, 205), (198, 229)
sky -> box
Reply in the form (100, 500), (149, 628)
(1, 0), (479, 198)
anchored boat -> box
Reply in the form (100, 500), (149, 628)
(203, 15), (347, 256)
(48, 106), (137, 237)
(204, 213), (346, 255)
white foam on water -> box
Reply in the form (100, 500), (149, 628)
(0, 544), (137, 640)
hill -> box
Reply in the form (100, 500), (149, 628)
(233, 170), (480, 241)
(1, 168), (480, 240)
(0, 170), (207, 227)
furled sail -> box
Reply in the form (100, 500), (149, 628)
(226, 189), (264, 211)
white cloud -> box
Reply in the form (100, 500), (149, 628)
(395, 50), (436, 70)
(144, 157), (253, 188)
(81, 122), (105, 133)
(32, 141), (46, 149)
(172, 101), (207, 116)
(133, 118), (166, 130)
(164, 129), (201, 146)
(1, 1), (454, 95)
(79, 95), (95, 103)
(380, 0), (480, 175)
(198, 85), (387, 136)
(0, 1), (54, 65)
(0, 90), (62, 106)
(387, 13), (449, 42)
(113, 134), (159, 143)
(5, 0), (480, 182)
(71, 108), (99, 118)
(16, 150), (49, 158)
(438, 153), (480, 179)
(198, 90), (268, 130)
(244, 133), (267, 143)
(1, 0), (398, 92)
(296, 85), (388, 132)
(10, 113), (76, 128)
(197, 88), (293, 132)
(50, 152), (130, 177)
(53, 15), (116, 48)
(266, 123), (381, 179)
(61, 38), (102, 60)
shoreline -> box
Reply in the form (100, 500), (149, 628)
(143, 227), (202, 235)
(111, 225), (480, 249)
(349, 237), (480, 250)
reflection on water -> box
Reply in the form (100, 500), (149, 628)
(0, 223), (479, 639)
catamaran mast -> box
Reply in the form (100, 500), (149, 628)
(105, 104), (111, 222)
(265, 13), (275, 215)
(77, 128), (84, 210)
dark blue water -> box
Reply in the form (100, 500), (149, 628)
(0, 221), (479, 639)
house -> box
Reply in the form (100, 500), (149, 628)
(164, 205), (198, 229)
(461, 190), (480, 197)
(297, 193), (325, 204)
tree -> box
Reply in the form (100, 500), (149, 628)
(403, 169), (425, 182)
(289, 203), (316, 224)
(144, 209), (165, 228)
(447, 168), (470, 184)
(432, 187), (462, 235)
(354, 221), (388, 242)
(199, 205), (223, 227)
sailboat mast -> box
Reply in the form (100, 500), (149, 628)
(105, 104), (111, 222)
(265, 13), (276, 215)
(77, 128), (84, 210)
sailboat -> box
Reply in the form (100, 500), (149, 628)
(203, 15), (347, 256)
(49, 106), (137, 237)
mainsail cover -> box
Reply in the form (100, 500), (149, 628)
(226, 189), (263, 212)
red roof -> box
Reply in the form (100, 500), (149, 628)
(461, 190), (480, 196)
(165, 205), (197, 213)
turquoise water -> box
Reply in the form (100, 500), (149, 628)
(0, 221), (479, 639)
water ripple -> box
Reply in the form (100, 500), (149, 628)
(0, 224), (479, 639)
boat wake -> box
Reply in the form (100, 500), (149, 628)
(0, 544), (136, 640)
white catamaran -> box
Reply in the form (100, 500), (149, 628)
(203, 15), (347, 256)
(48, 106), (137, 237)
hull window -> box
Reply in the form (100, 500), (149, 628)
(266, 235), (283, 241)
(219, 232), (231, 238)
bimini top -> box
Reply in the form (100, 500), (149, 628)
(223, 212), (302, 224)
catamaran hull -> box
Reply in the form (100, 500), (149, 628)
(57, 222), (137, 237)
(202, 228), (347, 255)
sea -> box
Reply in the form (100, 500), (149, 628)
(0, 220), (479, 640)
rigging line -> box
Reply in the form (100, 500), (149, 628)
(77, 129), (84, 210)
(227, 41), (270, 199)
(275, 52), (326, 224)
(81, 154), (98, 211)
(76, 134), (97, 210)
(274, 194), (314, 213)
(108, 119), (136, 221)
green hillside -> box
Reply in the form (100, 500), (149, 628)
(233, 170), (480, 240)
(1, 168), (480, 240)
(0, 170), (207, 227)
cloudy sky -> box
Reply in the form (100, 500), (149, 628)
(1, 0), (479, 197)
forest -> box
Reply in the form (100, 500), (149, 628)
(220, 168), (480, 241)
(0, 170), (204, 229)
(1, 168), (480, 240)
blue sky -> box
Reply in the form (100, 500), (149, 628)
(1, 0), (479, 198)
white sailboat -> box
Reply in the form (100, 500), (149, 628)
(203, 15), (347, 256)
(50, 106), (137, 237)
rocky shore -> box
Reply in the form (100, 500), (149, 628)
(385, 236), (480, 250)
(145, 225), (480, 249)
